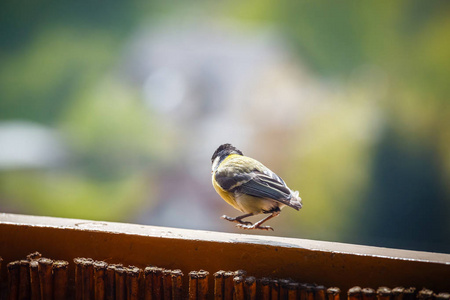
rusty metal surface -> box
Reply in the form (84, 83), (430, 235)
(1, 213), (449, 293)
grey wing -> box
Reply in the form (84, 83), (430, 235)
(214, 170), (252, 192)
(235, 170), (295, 207)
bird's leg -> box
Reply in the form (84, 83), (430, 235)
(236, 211), (280, 231)
(221, 213), (254, 225)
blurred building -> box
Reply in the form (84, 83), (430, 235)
(0, 121), (66, 170)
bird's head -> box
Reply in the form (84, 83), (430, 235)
(211, 143), (243, 172)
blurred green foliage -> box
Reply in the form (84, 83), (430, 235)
(227, 0), (450, 251)
(0, 170), (149, 220)
(0, 0), (449, 252)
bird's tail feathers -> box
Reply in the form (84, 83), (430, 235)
(289, 190), (303, 210)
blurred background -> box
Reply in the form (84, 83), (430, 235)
(1, 1), (449, 253)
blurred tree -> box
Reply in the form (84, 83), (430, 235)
(0, 0), (139, 124)
(359, 125), (448, 252)
(0, 0), (167, 221)
(271, 0), (450, 251)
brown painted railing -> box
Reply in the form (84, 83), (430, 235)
(1, 213), (449, 299)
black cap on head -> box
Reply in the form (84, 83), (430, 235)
(211, 143), (243, 162)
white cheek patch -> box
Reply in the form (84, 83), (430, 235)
(212, 156), (221, 172)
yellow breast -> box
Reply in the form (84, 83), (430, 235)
(212, 174), (243, 212)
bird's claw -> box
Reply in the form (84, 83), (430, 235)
(221, 215), (253, 225)
(236, 224), (274, 231)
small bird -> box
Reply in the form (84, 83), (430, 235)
(211, 143), (302, 230)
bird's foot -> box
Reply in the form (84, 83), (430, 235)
(236, 224), (274, 231)
(221, 215), (253, 225)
